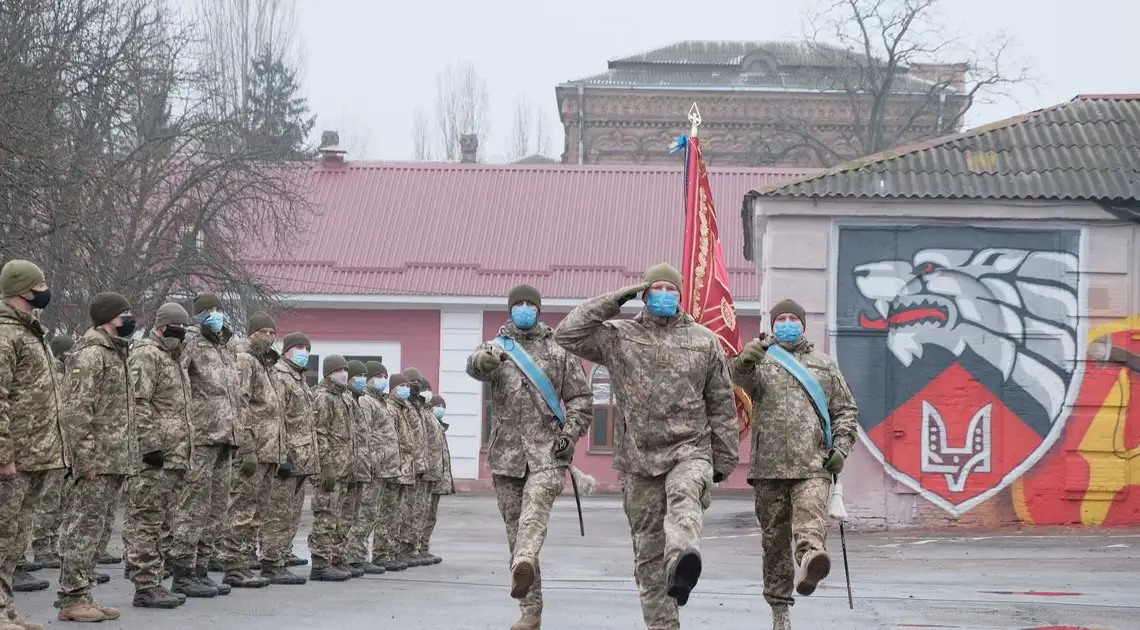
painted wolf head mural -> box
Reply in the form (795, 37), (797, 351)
(835, 227), (1086, 516)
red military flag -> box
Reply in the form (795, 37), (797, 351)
(679, 133), (753, 438)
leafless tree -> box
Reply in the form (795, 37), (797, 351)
(506, 95), (551, 161)
(757, 0), (1031, 167)
(0, 0), (311, 333)
(433, 63), (490, 161)
(411, 107), (433, 161)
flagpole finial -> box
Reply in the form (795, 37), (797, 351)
(688, 103), (702, 138)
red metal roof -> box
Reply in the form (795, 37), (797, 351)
(246, 162), (817, 301)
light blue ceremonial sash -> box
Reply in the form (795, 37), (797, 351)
(490, 336), (565, 426)
(766, 345), (833, 449)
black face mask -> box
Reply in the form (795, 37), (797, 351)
(162, 326), (186, 341)
(115, 316), (137, 338)
(29, 289), (51, 310)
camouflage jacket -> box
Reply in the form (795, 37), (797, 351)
(128, 335), (194, 470)
(0, 304), (65, 471)
(360, 391), (401, 479)
(729, 338), (858, 481)
(235, 341), (286, 464)
(312, 379), (356, 481)
(467, 322), (592, 477)
(348, 393), (372, 483)
(182, 326), (242, 449)
(414, 402), (444, 482)
(433, 424), (455, 495)
(385, 396), (419, 484)
(271, 359), (319, 476)
(555, 289), (740, 478)
(64, 327), (137, 477)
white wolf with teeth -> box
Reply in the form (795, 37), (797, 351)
(853, 247), (1082, 426)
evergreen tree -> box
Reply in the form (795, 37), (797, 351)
(244, 48), (315, 160)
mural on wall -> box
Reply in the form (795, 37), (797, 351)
(834, 225), (1087, 516)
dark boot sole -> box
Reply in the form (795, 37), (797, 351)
(795, 553), (831, 597)
(223, 580), (270, 588)
(133, 599), (180, 609)
(172, 587), (218, 598)
(98, 557), (122, 565)
(510, 561), (535, 599)
(668, 552), (702, 607)
(266, 578), (307, 585)
(13, 582), (49, 592)
(309, 575), (351, 582)
(285, 558), (308, 567)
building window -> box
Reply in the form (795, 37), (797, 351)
(481, 381), (492, 451)
(304, 353), (321, 387)
(589, 365), (613, 452)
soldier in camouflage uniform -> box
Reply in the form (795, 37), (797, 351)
(217, 312), (284, 589)
(556, 264), (739, 630)
(21, 334), (72, 578)
(384, 373), (419, 570)
(260, 332), (315, 585)
(169, 292), (239, 598)
(423, 395), (454, 562)
(729, 299), (858, 630)
(350, 361), (401, 573)
(307, 355), (355, 582)
(468, 284), (593, 630)
(123, 302), (196, 609)
(399, 369), (437, 568)
(0, 260), (65, 630)
(411, 375), (444, 565)
(340, 361), (371, 576)
(55, 292), (138, 622)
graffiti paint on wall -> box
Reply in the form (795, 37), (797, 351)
(834, 225), (1088, 516)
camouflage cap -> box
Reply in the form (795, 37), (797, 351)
(281, 332), (310, 353)
(347, 360), (367, 377)
(0, 260), (45, 299)
(322, 354), (348, 376)
(508, 284), (542, 309)
(50, 334), (74, 357)
(770, 298), (807, 330)
(365, 361), (388, 378)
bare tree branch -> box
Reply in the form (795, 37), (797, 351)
(411, 106), (432, 161)
(433, 62), (490, 162)
(505, 95), (552, 162)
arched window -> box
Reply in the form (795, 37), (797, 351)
(589, 365), (614, 452)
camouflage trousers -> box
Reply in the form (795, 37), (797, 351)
(168, 445), (231, 569)
(308, 481), (359, 568)
(284, 478), (308, 561)
(492, 468), (565, 617)
(348, 480), (389, 563)
(57, 474), (125, 607)
(622, 458), (713, 630)
(260, 475), (306, 567)
(370, 481), (402, 563)
(0, 468), (56, 621)
(753, 477), (830, 607)
(29, 468), (65, 560)
(419, 494), (441, 553)
(395, 479), (424, 554)
(216, 463), (276, 571)
(123, 467), (186, 590)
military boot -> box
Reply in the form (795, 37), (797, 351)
(308, 566), (351, 582)
(0, 621), (24, 630)
(12, 569), (48, 592)
(771, 604), (791, 630)
(393, 552), (418, 568)
(92, 572), (110, 585)
(207, 557), (225, 572)
(260, 566), (307, 585)
(510, 613), (542, 630)
(222, 568), (270, 588)
(57, 603), (119, 622)
(195, 566), (231, 595)
(794, 550), (831, 597)
(96, 552), (122, 565)
(285, 554), (308, 567)
(6, 615), (45, 630)
(336, 563), (364, 579)
(132, 586), (181, 609)
(34, 553), (62, 569)
(666, 550), (702, 607)
(349, 561), (386, 575)
(170, 565), (217, 598)
(510, 558), (536, 600)
(17, 558), (41, 572)
(378, 556), (407, 572)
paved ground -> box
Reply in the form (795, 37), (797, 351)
(14, 494), (1140, 629)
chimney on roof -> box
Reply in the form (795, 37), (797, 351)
(907, 63), (968, 91)
(318, 130), (347, 166)
(459, 134), (478, 163)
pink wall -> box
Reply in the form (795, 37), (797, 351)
(272, 307), (442, 386)
(476, 309), (762, 490)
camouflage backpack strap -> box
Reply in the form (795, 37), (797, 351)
(766, 345), (832, 449)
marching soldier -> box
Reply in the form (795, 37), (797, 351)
(728, 299), (858, 630)
(555, 264), (739, 630)
(468, 284), (592, 630)
(0, 260), (65, 630)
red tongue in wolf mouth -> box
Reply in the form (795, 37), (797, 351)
(859, 306), (949, 330)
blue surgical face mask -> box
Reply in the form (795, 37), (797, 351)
(394, 385), (411, 401)
(370, 377), (388, 392)
(204, 311), (225, 332)
(511, 304), (538, 330)
(773, 320), (803, 344)
(432, 406), (446, 420)
(350, 376), (366, 393)
(645, 291), (680, 318)
(289, 349), (309, 369)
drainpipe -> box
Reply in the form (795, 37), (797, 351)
(577, 84), (585, 165)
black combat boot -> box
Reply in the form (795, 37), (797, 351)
(194, 566), (230, 596)
(285, 554), (308, 567)
(34, 553), (62, 569)
(97, 552), (122, 565)
(666, 550), (702, 607)
(132, 586), (181, 609)
(170, 565), (217, 598)
(12, 569), (48, 592)
(349, 561), (386, 575)
(260, 565), (307, 585)
(93, 572), (110, 585)
(336, 563), (364, 579)
(378, 556), (407, 572)
(308, 566), (351, 582)
(17, 558), (42, 572)
(423, 552), (442, 565)
(222, 568), (270, 588)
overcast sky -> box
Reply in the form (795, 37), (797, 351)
(290, 0), (1139, 161)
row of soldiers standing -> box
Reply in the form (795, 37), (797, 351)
(0, 260), (454, 630)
